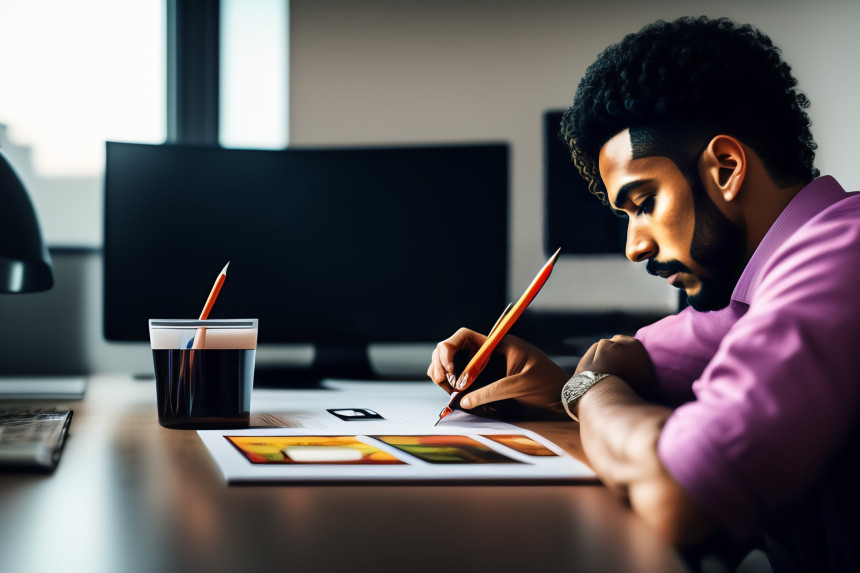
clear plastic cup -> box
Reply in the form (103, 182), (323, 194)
(149, 319), (258, 429)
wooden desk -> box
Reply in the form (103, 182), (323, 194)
(0, 375), (688, 573)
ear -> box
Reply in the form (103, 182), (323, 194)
(700, 135), (746, 203)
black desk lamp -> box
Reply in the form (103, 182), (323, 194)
(0, 147), (72, 398)
(0, 148), (53, 293)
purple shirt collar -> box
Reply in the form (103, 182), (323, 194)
(732, 175), (848, 304)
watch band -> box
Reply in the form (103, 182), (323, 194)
(561, 371), (611, 422)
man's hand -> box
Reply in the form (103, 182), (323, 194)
(575, 335), (656, 397)
(427, 328), (570, 417)
(572, 336), (714, 546)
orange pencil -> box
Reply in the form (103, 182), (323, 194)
(435, 248), (561, 424)
(199, 261), (230, 320)
(488, 302), (514, 337)
(181, 262), (230, 386)
(190, 262), (230, 350)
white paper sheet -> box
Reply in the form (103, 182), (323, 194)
(199, 379), (595, 483)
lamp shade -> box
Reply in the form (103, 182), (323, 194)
(0, 148), (53, 293)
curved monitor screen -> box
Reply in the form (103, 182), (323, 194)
(104, 142), (509, 357)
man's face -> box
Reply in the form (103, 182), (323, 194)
(598, 129), (745, 311)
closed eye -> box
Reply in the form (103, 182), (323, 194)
(636, 195), (655, 216)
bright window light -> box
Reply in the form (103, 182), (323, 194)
(219, 0), (289, 149)
(0, 0), (165, 177)
(0, 0), (164, 247)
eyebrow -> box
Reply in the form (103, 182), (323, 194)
(612, 179), (653, 212)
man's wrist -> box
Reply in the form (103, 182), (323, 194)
(561, 371), (611, 422)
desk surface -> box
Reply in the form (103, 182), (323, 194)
(0, 375), (688, 573)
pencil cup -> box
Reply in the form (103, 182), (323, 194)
(148, 319), (258, 429)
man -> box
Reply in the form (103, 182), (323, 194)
(427, 17), (860, 571)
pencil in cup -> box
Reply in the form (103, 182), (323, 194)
(180, 262), (230, 386)
(189, 261), (230, 350)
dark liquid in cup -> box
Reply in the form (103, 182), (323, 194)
(152, 349), (255, 429)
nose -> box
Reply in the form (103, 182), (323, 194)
(625, 220), (657, 262)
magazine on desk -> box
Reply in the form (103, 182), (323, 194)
(198, 380), (595, 483)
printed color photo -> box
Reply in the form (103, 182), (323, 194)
(373, 435), (522, 464)
(227, 435), (404, 465)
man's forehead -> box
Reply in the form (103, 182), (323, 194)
(598, 129), (635, 201)
(600, 129), (634, 164)
(600, 128), (633, 161)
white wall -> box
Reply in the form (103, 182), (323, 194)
(288, 0), (860, 311)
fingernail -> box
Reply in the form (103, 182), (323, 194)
(446, 373), (455, 386)
(457, 373), (469, 390)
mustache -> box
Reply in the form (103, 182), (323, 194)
(645, 259), (692, 277)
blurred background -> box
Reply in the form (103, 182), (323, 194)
(1, 0), (858, 376)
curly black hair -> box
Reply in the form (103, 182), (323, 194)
(561, 16), (819, 203)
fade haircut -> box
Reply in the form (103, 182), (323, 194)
(560, 17), (819, 203)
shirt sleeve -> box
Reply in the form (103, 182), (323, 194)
(635, 302), (746, 406)
(657, 200), (860, 542)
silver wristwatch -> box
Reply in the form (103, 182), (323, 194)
(561, 371), (611, 422)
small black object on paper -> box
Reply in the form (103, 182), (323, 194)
(326, 408), (385, 421)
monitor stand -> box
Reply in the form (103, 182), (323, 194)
(253, 344), (377, 388)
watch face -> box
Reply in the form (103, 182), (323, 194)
(561, 382), (580, 404)
(563, 372), (607, 405)
(562, 375), (586, 404)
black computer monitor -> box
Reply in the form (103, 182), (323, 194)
(104, 141), (509, 384)
(543, 110), (627, 256)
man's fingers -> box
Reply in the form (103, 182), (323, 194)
(434, 341), (457, 378)
(428, 328), (487, 393)
(575, 336), (654, 390)
(439, 329), (485, 369)
(428, 346), (455, 392)
(575, 342), (599, 374)
(459, 375), (521, 409)
(447, 327), (487, 352)
(428, 346), (446, 386)
(610, 334), (635, 342)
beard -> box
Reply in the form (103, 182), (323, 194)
(686, 176), (747, 311)
(646, 177), (747, 312)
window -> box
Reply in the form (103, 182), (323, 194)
(220, 0), (289, 149)
(0, 0), (165, 247)
(0, 0), (289, 247)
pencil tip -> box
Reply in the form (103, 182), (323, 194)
(221, 261), (230, 275)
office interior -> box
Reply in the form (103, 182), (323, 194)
(2, 3), (859, 572)
(3, 0), (856, 381)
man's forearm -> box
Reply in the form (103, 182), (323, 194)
(576, 376), (713, 546)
